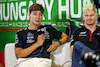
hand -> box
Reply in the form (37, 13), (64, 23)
(47, 42), (60, 52)
(36, 34), (45, 47)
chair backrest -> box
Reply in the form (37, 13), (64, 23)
(4, 43), (18, 67)
(50, 42), (72, 67)
(4, 42), (72, 67)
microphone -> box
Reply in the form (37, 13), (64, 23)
(37, 25), (50, 40)
(37, 25), (46, 35)
(37, 26), (46, 46)
(37, 30), (44, 35)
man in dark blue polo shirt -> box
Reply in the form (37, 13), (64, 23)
(71, 3), (100, 67)
(15, 3), (70, 67)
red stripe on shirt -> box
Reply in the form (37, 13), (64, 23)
(89, 31), (93, 42)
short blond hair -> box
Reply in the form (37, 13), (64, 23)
(83, 3), (97, 13)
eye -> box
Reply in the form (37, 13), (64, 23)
(85, 15), (88, 17)
(33, 12), (37, 15)
(39, 13), (43, 16)
(90, 14), (94, 17)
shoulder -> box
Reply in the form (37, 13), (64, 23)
(44, 25), (52, 28)
(75, 28), (83, 32)
(43, 25), (54, 29)
(17, 28), (28, 34)
(72, 27), (83, 34)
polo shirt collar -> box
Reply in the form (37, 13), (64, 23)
(82, 26), (99, 33)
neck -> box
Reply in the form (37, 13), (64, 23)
(85, 24), (97, 33)
(28, 22), (40, 30)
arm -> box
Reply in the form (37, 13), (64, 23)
(70, 45), (74, 59)
(70, 30), (77, 59)
(67, 34), (71, 42)
(47, 32), (70, 52)
(15, 34), (45, 58)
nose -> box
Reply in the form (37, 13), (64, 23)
(37, 14), (40, 19)
(88, 16), (91, 19)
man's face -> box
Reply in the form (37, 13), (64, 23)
(83, 9), (98, 25)
(29, 10), (43, 26)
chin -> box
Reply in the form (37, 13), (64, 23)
(35, 22), (40, 25)
(36, 24), (40, 26)
(87, 22), (92, 24)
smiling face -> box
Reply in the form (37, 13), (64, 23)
(29, 10), (43, 26)
(83, 9), (98, 26)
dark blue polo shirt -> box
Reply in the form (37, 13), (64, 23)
(15, 25), (62, 58)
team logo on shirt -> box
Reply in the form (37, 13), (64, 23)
(96, 33), (99, 35)
(79, 31), (87, 36)
(44, 31), (50, 39)
(27, 32), (34, 43)
(15, 34), (19, 44)
(44, 27), (50, 39)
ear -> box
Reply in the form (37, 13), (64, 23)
(96, 14), (98, 19)
(29, 13), (31, 18)
(42, 16), (43, 19)
(83, 15), (84, 20)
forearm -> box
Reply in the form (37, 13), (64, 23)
(67, 35), (71, 42)
(47, 33), (70, 52)
(70, 45), (73, 59)
(59, 32), (70, 45)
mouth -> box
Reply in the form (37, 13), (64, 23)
(35, 20), (40, 22)
(87, 20), (92, 22)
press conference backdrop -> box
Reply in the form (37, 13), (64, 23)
(0, 0), (100, 67)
